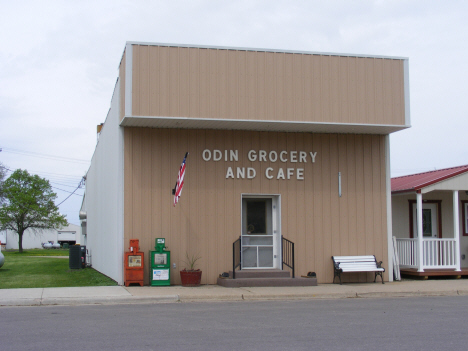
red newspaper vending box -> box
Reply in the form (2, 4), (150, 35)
(124, 239), (144, 287)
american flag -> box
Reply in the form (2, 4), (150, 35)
(173, 152), (188, 207)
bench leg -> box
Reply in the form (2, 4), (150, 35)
(374, 272), (384, 284)
(333, 271), (342, 285)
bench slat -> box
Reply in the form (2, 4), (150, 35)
(338, 262), (378, 266)
(339, 264), (381, 269)
(332, 255), (385, 284)
(334, 258), (376, 263)
(333, 255), (376, 260)
(340, 267), (385, 272)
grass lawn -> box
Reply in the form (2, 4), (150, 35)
(6, 248), (70, 256)
(0, 250), (118, 289)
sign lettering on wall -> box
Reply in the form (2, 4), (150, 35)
(202, 149), (317, 180)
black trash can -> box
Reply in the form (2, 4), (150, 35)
(69, 245), (81, 269)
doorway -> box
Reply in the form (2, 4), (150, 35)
(241, 195), (281, 269)
(411, 202), (440, 238)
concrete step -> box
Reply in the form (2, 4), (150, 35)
(217, 277), (318, 288)
(229, 269), (291, 279)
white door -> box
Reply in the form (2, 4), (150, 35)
(241, 196), (280, 269)
(412, 203), (438, 238)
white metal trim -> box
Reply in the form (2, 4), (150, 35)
(126, 41), (408, 61)
(385, 135), (394, 281)
(240, 194), (281, 269)
(120, 115), (410, 134)
(118, 94), (125, 285)
(403, 59), (411, 127)
(125, 43), (133, 117)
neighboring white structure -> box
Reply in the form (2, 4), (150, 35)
(392, 165), (468, 274)
(1, 223), (81, 250)
(0, 231), (6, 248)
(80, 78), (124, 284)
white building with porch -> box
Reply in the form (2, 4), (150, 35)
(392, 165), (468, 277)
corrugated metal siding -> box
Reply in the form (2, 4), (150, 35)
(124, 128), (388, 284)
(130, 45), (406, 126)
(119, 51), (126, 122)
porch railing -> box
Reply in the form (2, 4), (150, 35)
(281, 236), (295, 278)
(396, 238), (457, 269)
(232, 235), (295, 279)
(232, 236), (241, 279)
(396, 238), (418, 267)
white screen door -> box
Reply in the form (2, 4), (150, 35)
(241, 196), (280, 269)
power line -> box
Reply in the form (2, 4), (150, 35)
(51, 181), (84, 189)
(56, 180), (84, 207)
(0, 147), (90, 165)
(52, 185), (84, 196)
(1, 165), (84, 202)
(2, 167), (84, 185)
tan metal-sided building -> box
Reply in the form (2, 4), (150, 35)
(81, 42), (410, 286)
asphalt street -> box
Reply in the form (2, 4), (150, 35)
(1, 296), (468, 351)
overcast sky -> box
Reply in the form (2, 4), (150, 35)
(1, 0), (467, 225)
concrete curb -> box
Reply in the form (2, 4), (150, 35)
(0, 295), (181, 307)
(355, 290), (460, 298)
(1, 299), (43, 307)
(40, 295), (181, 306)
(3, 281), (468, 307)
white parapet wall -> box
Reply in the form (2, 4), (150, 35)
(84, 79), (124, 285)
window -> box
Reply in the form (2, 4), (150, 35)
(462, 201), (468, 236)
(422, 208), (434, 236)
(246, 200), (267, 234)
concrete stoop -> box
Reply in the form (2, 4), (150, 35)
(217, 269), (318, 288)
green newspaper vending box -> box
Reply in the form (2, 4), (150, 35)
(149, 238), (171, 286)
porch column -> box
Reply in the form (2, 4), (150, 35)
(416, 192), (424, 272)
(453, 190), (461, 271)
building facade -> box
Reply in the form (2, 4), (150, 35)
(82, 42), (410, 285)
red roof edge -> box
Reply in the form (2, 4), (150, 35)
(391, 165), (468, 193)
(415, 167), (468, 190)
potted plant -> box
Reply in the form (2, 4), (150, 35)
(180, 252), (202, 287)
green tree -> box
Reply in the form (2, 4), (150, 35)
(0, 162), (7, 204)
(0, 169), (67, 252)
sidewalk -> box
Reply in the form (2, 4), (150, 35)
(2, 279), (468, 307)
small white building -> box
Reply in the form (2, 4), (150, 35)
(392, 165), (468, 277)
(1, 223), (81, 250)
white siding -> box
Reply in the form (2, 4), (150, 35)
(2, 223), (80, 249)
(85, 80), (124, 284)
(3, 228), (56, 249)
(422, 173), (468, 193)
(391, 194), (411, 239)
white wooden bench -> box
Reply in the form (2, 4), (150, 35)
(332, 255), (385, 285)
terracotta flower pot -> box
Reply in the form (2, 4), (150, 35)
(180, 269), (202, 287)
